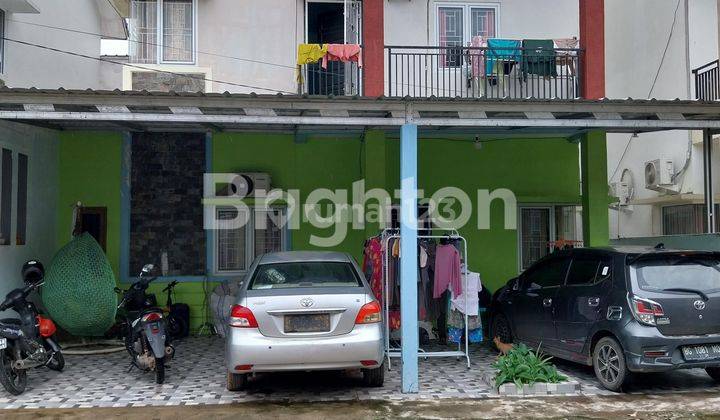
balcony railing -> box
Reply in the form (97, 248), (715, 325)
(385, 45), (583, 99)
(693, 59), (720, 101)
(301, 61), (362, 96)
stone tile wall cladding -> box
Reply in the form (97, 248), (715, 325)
(130, 132), (206, 276)
(131, 72), (206, 93)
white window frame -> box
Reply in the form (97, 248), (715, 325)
(130, 0), (198, 65)
(212, 206), (289, 276)
(517, 204), (582, 273)
(434, 2), (500, 47)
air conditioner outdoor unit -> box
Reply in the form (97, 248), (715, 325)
(644, 158), (674, 191)
(216, 172), (272, 197)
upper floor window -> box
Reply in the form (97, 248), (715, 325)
(129, 0), (195, 64)
(437, 4), (497, 48)
(662, 204), (720, 235)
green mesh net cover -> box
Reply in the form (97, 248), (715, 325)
(42, 233), (117, 336)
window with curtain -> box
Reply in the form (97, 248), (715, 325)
(519, 205), (583, 271)
(662, 204), (720, 235)
(215, 207), (287, 274)
(438, 5), (497, 67)
(128, 0), (194, 64)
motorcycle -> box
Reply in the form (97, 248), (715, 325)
(116, 264), (174, 384)
(0, 260), (64, 395)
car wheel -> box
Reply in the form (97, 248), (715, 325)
(491, 313), (513, 346)
(227, 372), (248, 391)
(362, 363), (385, 387)
(593, 336), (629, 392)
(706, 367), (720, 382)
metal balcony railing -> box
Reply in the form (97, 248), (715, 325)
(301, 61), (362, 96)
(385, 45), (583, 99)
(693, 59), (720, 101)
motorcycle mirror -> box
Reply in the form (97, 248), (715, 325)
(141, 264), (155, 274)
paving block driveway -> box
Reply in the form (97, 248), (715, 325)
(1, 337), (720, 409)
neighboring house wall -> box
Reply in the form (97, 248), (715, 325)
(605, 0), (720, 238)
(2, 0), (122, 89)
(0, 121), (58, 300)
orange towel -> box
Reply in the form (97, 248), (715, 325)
(322, 44), (363, 69)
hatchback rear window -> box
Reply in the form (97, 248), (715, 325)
(631, 256), (720, 294)
(249, 262), (362, 290)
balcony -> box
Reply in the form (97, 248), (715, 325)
(385, 45), (583, 99)
(693, 60), (719, 101)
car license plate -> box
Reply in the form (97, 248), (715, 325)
(284, 314), (330, 333)
(0, 338), (6, 350)
(682, 344), (720, 361)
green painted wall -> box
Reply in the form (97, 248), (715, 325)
(55, 130), (588, 333)
(56, 132), (123, 277)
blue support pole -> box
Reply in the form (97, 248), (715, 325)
(400, 123), (419, 393)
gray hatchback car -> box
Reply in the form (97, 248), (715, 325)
(490, 246), (720, 391)
(225, 251), (384, 391)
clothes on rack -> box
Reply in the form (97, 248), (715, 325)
(433, 243), (462, 298)
(362, 236), (384, 303)
(450, 265), (482, 316)
(447, 303), (483, 344)
(322, 44), (363, 69)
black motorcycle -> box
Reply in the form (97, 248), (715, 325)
(0, 260), (64, 395)
(116, 264), (174, 384)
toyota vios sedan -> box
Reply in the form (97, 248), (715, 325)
(226, 251), (384, 390)
(490, 246), (720, 391)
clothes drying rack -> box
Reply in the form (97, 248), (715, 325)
(380, 228), (471, 369)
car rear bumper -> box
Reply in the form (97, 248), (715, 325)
(226, 323), (384, 373)
(621, 322), (720, 372)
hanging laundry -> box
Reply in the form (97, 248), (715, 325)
(297, 43), (328, 66)
(362, 236), (384, 304)
(322, 44), (363, 69)
(450, 265), (482, 316)
(433, 243), (462, 298)
(554, 37), (579, 76)
(521, 39), (557, 78)
(469, 35), (487, 78)
(485, 39), (521, 76)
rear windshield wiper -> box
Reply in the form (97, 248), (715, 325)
(662, 287), (709, 301)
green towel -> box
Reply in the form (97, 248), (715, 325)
(521, 39), (557, 78)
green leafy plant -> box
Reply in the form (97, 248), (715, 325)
(492, 343), (566, 389)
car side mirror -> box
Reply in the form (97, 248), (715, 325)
(510, 278), (520, 291)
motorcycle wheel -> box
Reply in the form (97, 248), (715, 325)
(155, 356), (165, 384)
(47, 351), (65, 372)
(0, 348), (27, 395)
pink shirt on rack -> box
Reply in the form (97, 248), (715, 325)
(433, 244), (462, 298)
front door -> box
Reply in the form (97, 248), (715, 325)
(512, 256), (570, 350)
(554, 256), (613, 356)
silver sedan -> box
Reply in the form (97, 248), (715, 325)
(225, 251), (384, 390)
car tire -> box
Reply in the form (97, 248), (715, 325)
(706, 367), (720, 382)
(362, 363), (385, 387)
(227, 372), (248, 391)
(593, 336), (629, 392)
(491, 313), (513, 348)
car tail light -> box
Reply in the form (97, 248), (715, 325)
(643, 350), (667, 358)
(141, 312), (162, 322)
(36, 316), (57, 338)
(234, 364), (253, 371)
(355, 301), (382, 324)
(360, 360), (378, 366)
(230, 305), (258, 328)
(628, 295), (665, 326)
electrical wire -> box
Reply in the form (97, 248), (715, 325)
(608, 0), (682, 182)
(1, 36), (297, 94)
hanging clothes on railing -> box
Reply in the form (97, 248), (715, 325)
(296, 43), (328, 84)
(322, 44), (363, 69)
(485, 39), (521, 76)
(469, 35), (487, 79)
(521, 39), (557, 78)
(554, 37), (579, 76)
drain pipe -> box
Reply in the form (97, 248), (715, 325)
(673, 0), (693, 186)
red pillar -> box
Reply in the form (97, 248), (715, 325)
(362, 0), (384, 97)
(579, 0), (605, 99)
